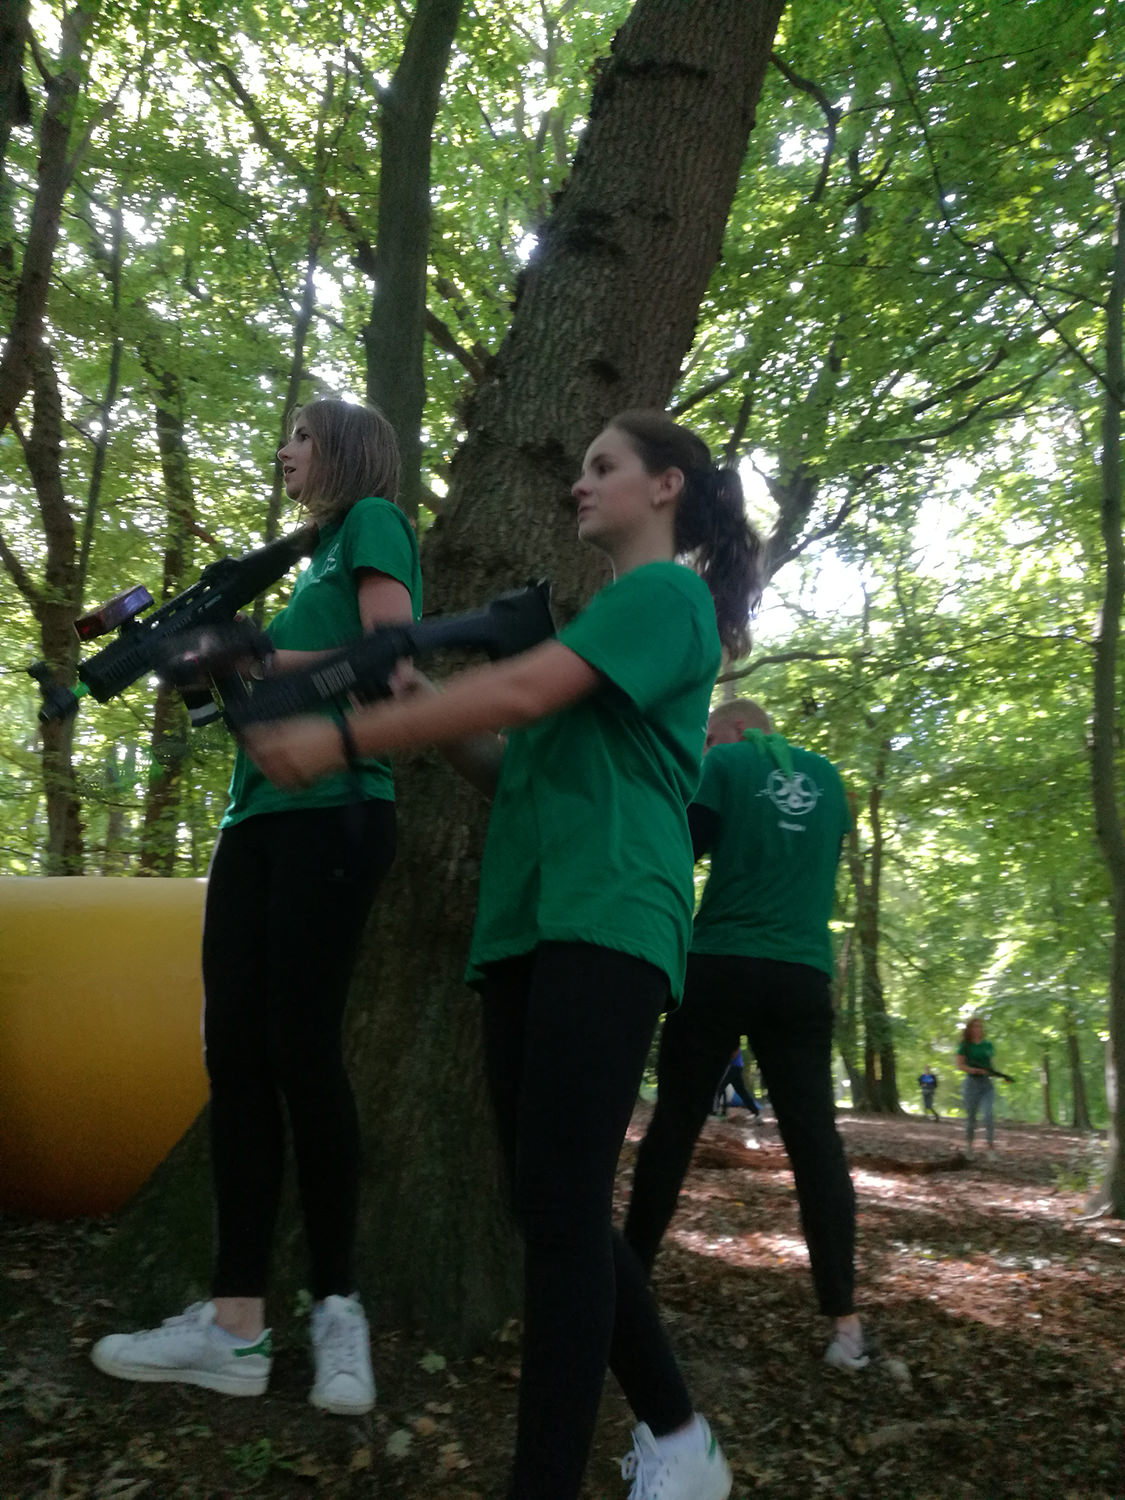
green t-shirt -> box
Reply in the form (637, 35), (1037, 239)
(958, 1038), (994, 1070)
(222, 496), (423, 827)
(466, 561), (721, 1000)
(690, 730), (850, 974)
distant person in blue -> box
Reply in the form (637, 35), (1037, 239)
(918, 1068), (940, 1121)
(624, 698), (869, 1372)
(714, 1047), (761, 1120)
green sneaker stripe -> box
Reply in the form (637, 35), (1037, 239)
(234, 1331), (272, 1358)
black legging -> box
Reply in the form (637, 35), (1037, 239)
(202, 800), (395, 1300)
(625, 952), (857, 1317)
(481, 943), (694, 1500)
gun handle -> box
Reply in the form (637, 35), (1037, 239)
(28, 662), (82, 725)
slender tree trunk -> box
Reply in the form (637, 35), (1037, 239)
(0, 0), (32, 261)
(834, 923), (865, 1108)
(364, 0), (464, 521)
(0, 0), (100, 435)
(98, 0), (788, 1347)
(1067, 1021), (1093, 1133)
(21, 345), (84, 872)
(847, 746), (900, 1113)
(1041, 1051), (1056, 1127)
(137, 364), (197, 874)
(1088, 203), (1125, 1215)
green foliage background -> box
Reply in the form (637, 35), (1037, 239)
(1, 0), (1120, 1125)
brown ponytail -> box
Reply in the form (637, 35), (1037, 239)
(609, 410), (764, 658)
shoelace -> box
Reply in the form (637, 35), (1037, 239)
(314, 1311), (365, 1378)
(135, 1303), (208, 1341)
(620, 1438), (657, 1500)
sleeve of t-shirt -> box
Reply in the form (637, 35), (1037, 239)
(556, 568), (716, 713)
(693, 745), (728, 816)
(342, 498), (420, 607)
(687, 800), (720, 860)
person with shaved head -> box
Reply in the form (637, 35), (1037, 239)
(624, 698), (869, 1371)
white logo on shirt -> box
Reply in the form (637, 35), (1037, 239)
(309, 545), (341, 582)
(759, 770), (821, 819)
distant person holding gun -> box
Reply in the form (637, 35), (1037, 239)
(92, 399), (422, 1416)
(956, 1016), (1009, 1158)
(715, 1047), (761, 1121)
(918, 1068), (940, 1120)
(246, 410), (763, 1500)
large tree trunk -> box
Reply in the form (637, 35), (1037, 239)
(353, 0), (786, 1349)
(1089, 201), (1125, 1215)
(98, 0), (787, 1348)
(364, 0), (464, 520)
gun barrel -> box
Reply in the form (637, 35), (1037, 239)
(225, 580), (554, 730)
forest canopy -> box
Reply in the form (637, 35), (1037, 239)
(0, 0), (1121, 1148)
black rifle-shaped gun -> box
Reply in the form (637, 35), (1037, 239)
(29, 525), (319, 727)
(969, 1064), (1014, 1083)
(161, 579), (557, 730)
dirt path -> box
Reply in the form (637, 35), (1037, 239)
(2, 1111), (1122, 1499)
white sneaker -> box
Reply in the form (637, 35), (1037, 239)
(90, 1301), (271, 1396)
(620, 1416), (732, 1500)
(309, 1293), (375, 1415)
(824, 1328), (871, 1372)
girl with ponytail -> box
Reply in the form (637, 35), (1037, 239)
(247, 410), (763, 1500)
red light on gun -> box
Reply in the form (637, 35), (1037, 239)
(74, 586), (153, 642)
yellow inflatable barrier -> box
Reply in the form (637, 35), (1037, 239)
(0, 877), (209, 1218)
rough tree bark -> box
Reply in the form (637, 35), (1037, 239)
(352, 0), (787, 1347)
(1088, 201), (1125, 1215)
(363, 0), (464, 520)
(100, 0), (788, 1347)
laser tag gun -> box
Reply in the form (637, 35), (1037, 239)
(28, 524), (318, 728)
(977, 1065), (1014, 1083)
(162, 579), (556, 731)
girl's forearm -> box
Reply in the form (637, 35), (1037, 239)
(349, 660), (546, 754)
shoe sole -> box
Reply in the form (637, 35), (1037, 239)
(90, 1347), (268, 1396)
(309, 1388), (375, 1416)
(823, 1353), (871, 1372)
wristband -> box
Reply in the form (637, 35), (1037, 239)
(338, 716), (360, 769)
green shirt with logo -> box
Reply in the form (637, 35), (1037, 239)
(222, 495), (423, 827)
(690, 731), (849, 974)
(466, 562), (721, 1000)
(958, 1038), (994, 1071)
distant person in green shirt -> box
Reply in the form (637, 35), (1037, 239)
(624, 698), (870, 1373)
(91, 399), (422, 1419)
(246, 410), (764, 1500)
(956, 1016), (1003, 1156)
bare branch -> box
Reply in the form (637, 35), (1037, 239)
(769, 51), (841, 204)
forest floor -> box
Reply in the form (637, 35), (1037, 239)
(2, 1108), (1123, 1500)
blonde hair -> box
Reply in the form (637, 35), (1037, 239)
(709, 697), (773, 733)
(291, 399), (401, 524)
